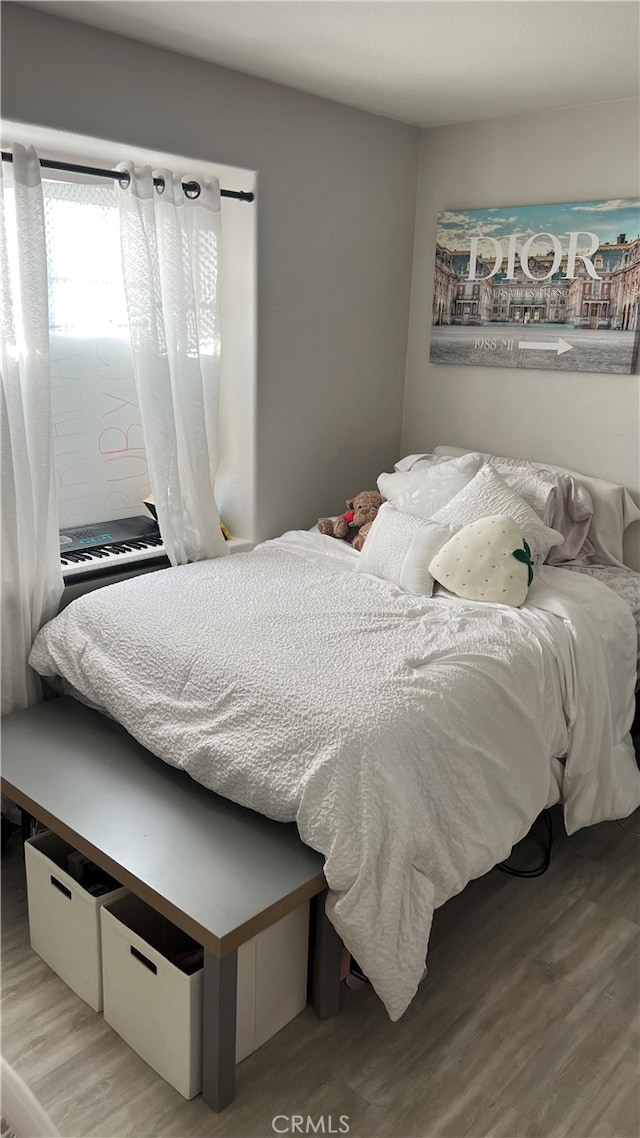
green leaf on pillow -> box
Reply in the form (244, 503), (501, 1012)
(512, 543), (535, 586)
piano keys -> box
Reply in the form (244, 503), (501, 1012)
(59, 516), (170, 584)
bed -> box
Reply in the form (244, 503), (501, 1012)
(28, 446), (640, 1023)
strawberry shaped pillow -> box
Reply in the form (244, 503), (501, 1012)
(428, 514), (534, 607)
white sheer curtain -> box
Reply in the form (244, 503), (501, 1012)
(1, 145), (63, 714)
(116, 163), (228, 566)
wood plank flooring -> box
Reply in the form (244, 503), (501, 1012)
(2, 806), (639, 1138)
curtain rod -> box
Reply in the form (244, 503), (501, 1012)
(0, 152), (254, 202)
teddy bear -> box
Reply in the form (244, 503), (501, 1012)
(317, 490), (384, 552)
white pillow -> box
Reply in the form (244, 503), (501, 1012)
(377, 452), (484, 519)
(431, 465), (563, 561)
(358, 504), (452, 595)
(429, 516), (532, 607)
(394, 452), (442, 472)
(432, 445), (637, 567)
(490, 462), (557, 526)
(395, 452), (561, 532)
(486, 458), (594, 561)
(394, 451), (567, 524)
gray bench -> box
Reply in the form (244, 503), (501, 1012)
(1, 697), (343, 1111)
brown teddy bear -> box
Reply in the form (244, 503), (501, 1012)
(317, 490), (384, 552)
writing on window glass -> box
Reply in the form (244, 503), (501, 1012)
(51, 335), (150, 527)
(44, 181), (150, 527)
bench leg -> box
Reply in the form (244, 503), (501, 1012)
(311, 891), (343, 1020)
(202, 949), (237, 1112)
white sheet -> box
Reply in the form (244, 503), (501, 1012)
(563, 563), (640, 676)
(29, 531), (640, 1020)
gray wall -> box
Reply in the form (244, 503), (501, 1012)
(402, 98), (640, 565)
(2, 3), (420, 540)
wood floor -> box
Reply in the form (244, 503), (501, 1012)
(2, 806), (639, 1138)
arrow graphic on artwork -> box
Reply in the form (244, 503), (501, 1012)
(517, 338), (573, 355)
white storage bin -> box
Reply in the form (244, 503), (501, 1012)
(101, 894), (309, 1100)
(25, 831), (127, 1012)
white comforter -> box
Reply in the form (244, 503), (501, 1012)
(29, 531), (640, 1020)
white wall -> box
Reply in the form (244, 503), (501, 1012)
(1, 3), (420, 541)
(402, 98), (640, 566)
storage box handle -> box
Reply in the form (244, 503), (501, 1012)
(130, 945), (157, 975)
(50, 875), (72, 900)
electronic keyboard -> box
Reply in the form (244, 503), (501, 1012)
(59, 516), (169, 582)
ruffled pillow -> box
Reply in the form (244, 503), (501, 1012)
(484, 456), (593, 561)
(431, 465), (563, 561)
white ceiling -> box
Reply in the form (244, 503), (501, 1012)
(24, 1), (640, 128)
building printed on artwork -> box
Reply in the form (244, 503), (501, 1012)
(433, 233), (640, 331)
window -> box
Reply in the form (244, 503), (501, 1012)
(4, 124), (257, 544)
(44, 181), (150, 529)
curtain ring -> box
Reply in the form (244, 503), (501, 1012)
(183, 180), (201, 200)
(155, 176), (165, 195)
(118, 171), (131, 189)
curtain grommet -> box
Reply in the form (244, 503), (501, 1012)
(155, 176), (166, 195)
(118, 171), (131, 190)
(184, 180), (201, 200)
